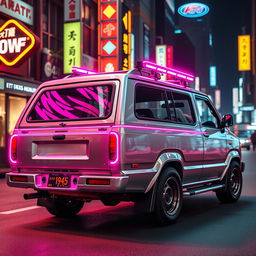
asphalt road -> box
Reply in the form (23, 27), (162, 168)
(0, 149), (256, 256)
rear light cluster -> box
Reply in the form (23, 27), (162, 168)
(9, 135), (18, 164)
(109, 132), (119, 165)
(10, 176), (28, 182)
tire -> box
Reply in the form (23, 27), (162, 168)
(45, 197), (84, 217)
(216, 161), (242, 203)
(247, 146), (250, 151)
(153, 167), (183, 225)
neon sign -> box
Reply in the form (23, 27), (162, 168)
(98, 1), (119, 72)
(0, 19), (39, 66)
(238, 35), (251, 71)
(98, 1), (132, 71)
(178, 3), (209, 18)
(63, 22), (81, 74)
(121, 7), (131, 70)
(0, 0), (34, 25)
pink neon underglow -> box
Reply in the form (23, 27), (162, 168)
(109, 131), (120, 165)
(142, 61), (194, 82)
(72, 66), (97, 75)
(9, 134), (18, 164)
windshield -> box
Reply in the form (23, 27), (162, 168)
(27, 84), (114, 122)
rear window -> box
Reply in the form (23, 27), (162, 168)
(27, 85), (114, 122)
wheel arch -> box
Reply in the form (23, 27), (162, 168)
(220, 151), (241, 180)
(145, 152), (184, 193)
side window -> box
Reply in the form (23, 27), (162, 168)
(171, 92), (196, 125)
(135, 85), (168, 121)
(195, 97), (220, 129)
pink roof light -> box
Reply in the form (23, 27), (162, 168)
(141, 61), (194, 82)
(72, 67), (97, 75)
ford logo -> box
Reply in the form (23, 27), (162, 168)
(178, 3), (210, 18)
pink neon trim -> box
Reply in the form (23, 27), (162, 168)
(12, 131), (109, 137)
(16, 125), (112, 132)
(9, 134), (18, 164)
(157, 67), (166, 73)
(142, 61), (194, 82)
(16, 124), (204, 135)
(109, 131), (119, 165)
(72, 67), (97, 75)
(114, 125), (205, 134)
(145, 64), (157, 70)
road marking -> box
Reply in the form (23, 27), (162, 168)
(0, 206), (40, 215)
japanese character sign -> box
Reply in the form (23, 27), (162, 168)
(64, 22), (81, 73)
(238, 35), (251, 71)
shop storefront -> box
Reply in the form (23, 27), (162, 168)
(0, 0), (66, 167)
(0, 76), (39, 167)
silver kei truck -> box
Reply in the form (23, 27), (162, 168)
(6, 61), (244, 225)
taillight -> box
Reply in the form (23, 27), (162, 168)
(10, 135), (18, 163)
(86, 178), (110, 185)
(11, 176), (28, 182)
(109, 132), (119, 165)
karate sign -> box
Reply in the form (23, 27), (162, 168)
(0, 19), (39, 66)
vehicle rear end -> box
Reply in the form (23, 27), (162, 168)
(6, 74), (127, 216)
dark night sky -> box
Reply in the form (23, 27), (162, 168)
(211, 0), (251, 114)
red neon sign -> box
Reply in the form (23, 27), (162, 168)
(98, 0), (119, 72)
(0, 19), (39, 66)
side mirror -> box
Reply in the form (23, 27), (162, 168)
(221, 114), (233, 128)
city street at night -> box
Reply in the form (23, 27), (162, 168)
(1, 0), (256, 255)
(0, 149), (256, 256)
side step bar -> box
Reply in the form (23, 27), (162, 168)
(183, 184), (225, 196)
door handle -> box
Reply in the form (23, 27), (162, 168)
(203, 133), (210, 138)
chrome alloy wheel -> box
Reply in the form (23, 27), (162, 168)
(162, 176), (181, 216)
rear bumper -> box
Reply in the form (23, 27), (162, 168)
(6, 172), (129, 193)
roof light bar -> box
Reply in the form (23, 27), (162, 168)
(72, 66), (97, 75)
(140, 61), (194, 82)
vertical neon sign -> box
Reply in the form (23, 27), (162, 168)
(156, 45), (167, 80)
(238, 35), (251, 71)
(166, 46), (173, 80)
(63, 22), (81, 74)
(121, 6), (131, 70)
(98, 0), (119, 72)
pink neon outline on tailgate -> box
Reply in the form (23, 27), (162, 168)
(9, 134), (18, 164)
(109, 131), (119, 165)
